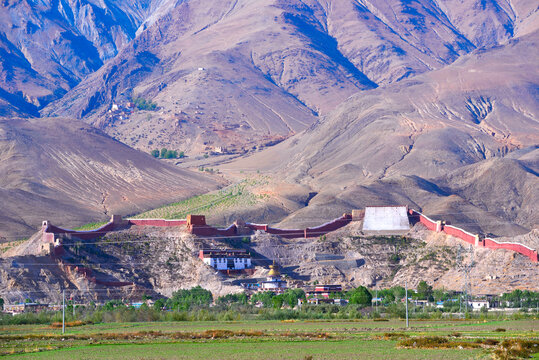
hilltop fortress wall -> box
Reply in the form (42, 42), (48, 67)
(40, 210), (537, 264)
(408, 209), (538, 262)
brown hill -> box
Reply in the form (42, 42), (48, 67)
(1, 220), (536, 304)
(0, 117), (221, 239)
(222, 30), (539, 236)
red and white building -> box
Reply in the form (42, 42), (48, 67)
(305, 285), (347, 305)
(307, 284), (343, 299)
(199, 249), (252, 270)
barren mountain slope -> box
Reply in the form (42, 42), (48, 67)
(0, 0), (153, 112)
(223, 31), (539, 236)
(41, 0), (536, 154)
(0, 117), (221, 239)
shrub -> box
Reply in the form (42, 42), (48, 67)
(382, 332), (409, 340)
(494, 339), (539, 359)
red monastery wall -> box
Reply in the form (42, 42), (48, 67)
(443, 225), (476, 245)
(128, 219), (186, 226)
(409, 209), (537, 263)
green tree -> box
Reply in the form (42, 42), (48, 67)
(160, 148), (168, 158)
(0, 297), (3, 310)
(433, 289), (449, 302)
(282, 289), (305, 308)
(379, 289), (395, 304)
(153, 298), (165, 311)
(178, 151), (185, 158)
(250, 291), (275, 308)
(132, 96), (157, 111)
(166, 286), (213, 311)
(348, 286), (372, 306)
(164, 150), (177, 159)
(151, 149), (159, 158)
(392, 286), (406, 302)
(272, 295), (284, 309)
(416, 281), (433, 301)
(217, 293), (248, 305)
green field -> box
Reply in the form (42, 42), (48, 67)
(1, 319), (537, 359)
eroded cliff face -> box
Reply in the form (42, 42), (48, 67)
(0, 226), (242, 304)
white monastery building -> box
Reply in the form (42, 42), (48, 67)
(199, 249), (252, 270)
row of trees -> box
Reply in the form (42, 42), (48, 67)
(500, 290), (539, 308)
(150, 148), (185, 159)
(1, 286), (538, 325)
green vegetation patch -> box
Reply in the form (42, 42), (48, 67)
(133, 179), (267, 220)
(73, 222), (108, 231)
(3, 337), (485, 360)
(132, 96), (157, 111)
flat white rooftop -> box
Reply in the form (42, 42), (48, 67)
(362, 206), (410, 231)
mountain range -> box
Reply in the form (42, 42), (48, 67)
(0, 0), (538, 239)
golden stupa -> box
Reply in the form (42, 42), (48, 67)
(268, 260), (281, 277)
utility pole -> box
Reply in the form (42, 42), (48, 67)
(375, 289), (378, 313)
(405, 281), (409, 328)
(456, 245), (463, 317)
(62, 289), (65, 334)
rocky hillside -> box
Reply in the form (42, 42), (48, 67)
(0, 225), (241, 304)
(0, 117), (221, 239)
(248, 222), (539, 294)
(0, 0), (537, 286)
(0, 0), (153, 115)
(1, 220), (537, 303)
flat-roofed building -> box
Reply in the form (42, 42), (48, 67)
(362, 206), (410, 233)
(199, 249), (251, 270)
(307, 284), (343, 299)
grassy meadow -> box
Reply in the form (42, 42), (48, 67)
(1, 319), (537, 359)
